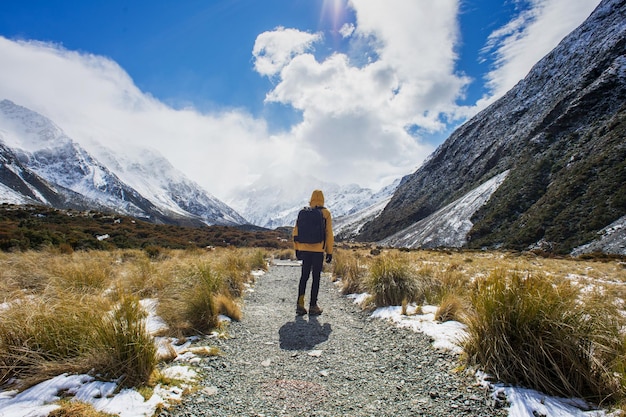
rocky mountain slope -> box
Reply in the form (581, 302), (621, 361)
(0, 100), (246, 226)
(358, 0), (626, 255)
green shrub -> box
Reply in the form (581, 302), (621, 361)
(464, 270), (626, 402)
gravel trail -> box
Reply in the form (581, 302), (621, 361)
(160, 261), (505, 417)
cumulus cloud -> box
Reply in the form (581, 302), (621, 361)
(252, 27), (322, 77)
(252, 0), (468, 190)
(0, 0), (601, 203)
(0, 36), (278, 200)
(480, 0), (601, 103)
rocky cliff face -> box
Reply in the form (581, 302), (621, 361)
(358, 0), (626, 254)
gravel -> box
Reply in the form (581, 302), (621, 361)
(159, 261), (506, 417)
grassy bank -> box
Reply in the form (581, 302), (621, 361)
(0, 247), (269, 391)
(331, 246), (626, 406)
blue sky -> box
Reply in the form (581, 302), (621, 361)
(0, 0), (601, 200)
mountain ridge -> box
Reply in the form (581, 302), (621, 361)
(0, 99), (247, 227)
(357, 0), (626, 255)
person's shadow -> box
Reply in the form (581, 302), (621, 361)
(278, 315), (332, 350)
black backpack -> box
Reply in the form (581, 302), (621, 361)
(295, 207), (326, 244)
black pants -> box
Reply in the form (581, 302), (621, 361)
(298, 251), (324, 306)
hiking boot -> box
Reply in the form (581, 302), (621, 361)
(309, 304), (323, 316)
(296, 295), (307, 316)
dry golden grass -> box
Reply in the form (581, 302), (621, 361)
(0, 246), (258, 392)
(49, 400), (116, 417)
(215, 293), (242, 321)
(334, 247), (626, 404)
(273, 248), (295, 260)
(435, 293), (464, 322)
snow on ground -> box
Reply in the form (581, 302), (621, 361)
(0, 265), (617, 417)
(349, 293), (617, 417)
(0, 283), (248, 417)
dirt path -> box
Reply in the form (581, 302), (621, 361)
(159, 261), (505, 416)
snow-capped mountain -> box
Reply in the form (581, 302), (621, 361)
(0, 99), (246, 226)
(359, 0), (626, 255)
(227, 170), (399, 229)
(87, 144), (246, 226)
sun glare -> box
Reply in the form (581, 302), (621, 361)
(320, 0), (348, 32)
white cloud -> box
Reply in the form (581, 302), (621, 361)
(339, 23), (355, 38)
(252, 0), (468, 189)
(0, 0), (602, 203)
(480, 0), (601, 103)
(252, 27), (322, 77)
(0, 37), (278, 200)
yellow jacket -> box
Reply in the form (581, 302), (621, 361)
(293, 190), (334, 254)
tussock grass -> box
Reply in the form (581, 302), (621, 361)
(435, 293), (464, 322)
(273, 249), (295, 260)
(219, 251), (252, 298)
(0, 291), (157, 389)
(90, 294), (157, 387)
(366, 254), (420, 306)
(49, 400), (116, 417)
(335, 246), (626, 406)
(331, 250), (368, 294)
(215, 293), (242, 321)
(464, 270), (626, 402)
(246, 249), (269, 271)
(0, 295), (107, 386)
(48, 254), (113, 293)
(0, 247), (260, 392)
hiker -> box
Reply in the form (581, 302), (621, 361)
(292, 189), (334, 316)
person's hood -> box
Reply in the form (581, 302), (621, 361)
(309, 189), (325, 208)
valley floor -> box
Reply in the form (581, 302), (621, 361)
(160, 261), (503, 417)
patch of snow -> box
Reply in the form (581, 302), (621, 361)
(380, 171), (509, 249)
(572, 215), (626, 256)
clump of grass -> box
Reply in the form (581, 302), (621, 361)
(0, 250), (54, 293)
(220, 252), (252, 298)
(183, 263), (223, 334)
(366, 254), (420, 306)
(215, 293), (242, 321)
(0, 295), (108, 386)
(273, 249), (295, 260)
(49, 253), (113, 293)
(339, 253), (368, 295)
(434, 266), (470, 302)
(435, 294), (464, 322)
(49, 400), (115, 417)
(464, 270), (626, 402)
(331, 249), (349, 280)
(0, 292), (156, 389)
(90, 294), (157, 387)
(246, 249), (268, 271)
